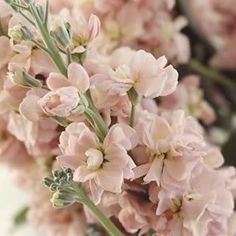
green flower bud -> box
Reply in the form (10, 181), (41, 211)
(43, 177), (54, 188)
(50, 21), (72, 50)
(10, 70), (42, 88)
(35, 3), (45, 22)
(9, 25), (33, 42)
(51, 189), (76, 208)
(9, 25), (24, 43)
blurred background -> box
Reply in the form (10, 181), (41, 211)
(0, 166), (39, 236)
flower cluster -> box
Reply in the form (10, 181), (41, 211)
(182, 0), (236, 69)
(44, 0), (190, 65)
(0, 0), (236, 236)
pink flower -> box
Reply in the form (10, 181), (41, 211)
(62, 13), (101, 52)
(38, 87), (80, 117)
(118, 193), (150, 234)
(155, 164), (234, 236)
(133, 110), (204, 189)
(7, 111), (59, 157)
(161, 75), (216, 125)
(93, 49), (178, 98)
(19, 88), (48, 122)
(57, 122), (137, 204)
(38, 63), (90, 117)
(8, 41), (56, 76)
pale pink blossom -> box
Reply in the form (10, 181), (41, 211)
(133, 110), (204, 189)
(19, 88), (48, 122)
(70, 0), (190, 64)
(38, 63), (90, 117)
(93, 50), (178, 98)
(8, 41), (55, 76)
(104, 1), (144, 44)
(155, 164), (234, 236)
(73, 13), (101, 45)
(57, 122), (137, 204)
(161, 75), (216, 125)
(55, 11), (101, 52)
(7, 111), (59, 156)
(38, 87), (80, 117)
(118, 193), (151, 234)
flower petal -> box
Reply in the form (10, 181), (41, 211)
(68, 63), (90, 94)
(46, 72), (70, 90)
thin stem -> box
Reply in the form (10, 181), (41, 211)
(84, 198), (124, 236)
(28, 4), (67, 76)
(74, 187), (124, 236)
(31, 39), (50, 53)
(43, 0), (49, 26)
(85, 90), (97, 111)
(84, 108), (108, 141)
(188, 59), (236, 91)
(84, 90), (108, 140)
(10, 2), (29, 10)
(129, 104), (136, 127)
(19, 11), (35, 26)
(51, 116), (69, 127)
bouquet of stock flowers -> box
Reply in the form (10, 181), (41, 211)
(0, 0), (236, 235)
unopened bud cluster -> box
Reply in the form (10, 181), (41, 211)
(44, 168), (73, 192)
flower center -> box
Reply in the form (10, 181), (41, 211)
(170, 197), (182, 214)
(85, 148), (104, 170)
(114, 65), (131, 81)
(146, 148), (167, 162)
(46, 94), (61, 110)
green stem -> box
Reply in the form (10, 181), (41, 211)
(28, 4), (67, 76)
(188, 59), (236, 91)
(19, 11), (35, 26)
(10, 2), (29, 10)
(129, 104), (136, 127)
(31, 39), (50, 53)
(84, 108), (108, 141)
(85, 90), (98, 111)
(84, 90), (108, 140)
(43, 0), (49, 26)
(74, 187), (124, 236)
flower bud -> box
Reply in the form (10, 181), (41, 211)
(10, 69), (42, 88)
(9, 25), (33, 42)
(50, 21), (72, 50)
(38, 86), (80, 117)
(43, 177), (54, 188)
(34, 3), (45, 22)
(51, 189), (76, 208)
